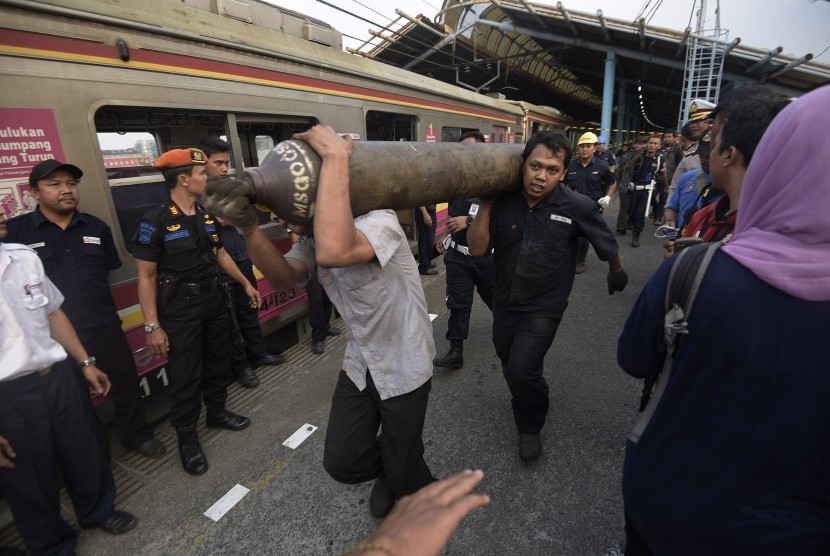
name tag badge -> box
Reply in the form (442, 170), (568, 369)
(468, 203), (479, 217)
(27, 242), (46, 249)
(551, 214), (573, 225)
(83, 236), (102, 245)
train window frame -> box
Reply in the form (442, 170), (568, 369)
(365, 110), (417, 142)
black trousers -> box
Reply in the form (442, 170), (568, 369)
(323, 370), (434, 500)
(77, 323), (153, 450)
(617, 190), (632, 232)
(415, 206), (436, 270)
(444, 248), (494, 341)
(224, 258), (269, 372)
(492, 311), (561, 434)
(0, 361), (116, 556)
(306, 271), (334, 343)
(161, 288), (233, 429)
(629, 189), (650, 234)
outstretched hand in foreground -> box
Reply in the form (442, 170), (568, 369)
(349, 469), (490, 556)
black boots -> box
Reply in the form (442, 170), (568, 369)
(631, 233), (641, 248)
(206, 407), (251, 430)
(433, 340), (463, 369)
(176, 428), (208, 475)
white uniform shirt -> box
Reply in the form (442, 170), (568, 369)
(0, 243), (67, 381)
(287, 210), (435, 400)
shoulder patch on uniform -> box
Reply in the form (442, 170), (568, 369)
(138, 221), (157, 244)
(551, 214), (573, 225)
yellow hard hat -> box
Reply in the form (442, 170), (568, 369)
(578, 132), (598, 145)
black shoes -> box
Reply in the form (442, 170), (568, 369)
(631, 233), (641, 248)
(177, 429), (208, 475)
(519, 433), (542, 462)
(237, 367), (260, 388)
(311, 340), (325, 354)
(135, 437), (166, 459)
(419, 266), (439, 276)
(616, 229), (627, 236)
(326, 325), (342, 336)
(254, 353), (285, 367)
(85, 510), (138, 535)
(433, 341), (463, 369)
(206, 408), (251, 431)
(369, 477), (395, 518)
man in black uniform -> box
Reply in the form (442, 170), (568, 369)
(594, 135), (617, 173)
(615, 136), (648, 235)
(467, 131), (628, 462)
(628, 136), (668, 247)
(432, 131), (495, 369)
(5, 159), (165, 459)
(198, 138), (285, 389)
(416, 204), (437, 275)
(564, 132), (617, 274)
(132, 148), (257, 475)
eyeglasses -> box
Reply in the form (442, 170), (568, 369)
(654, 225), (678, 239)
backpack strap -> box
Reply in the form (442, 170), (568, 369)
(628, 241), (723, 443)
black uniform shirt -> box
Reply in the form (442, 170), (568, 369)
(564, 158), (615, 201)
(490, 186), (618, 318)
(218, 224), (249, 262)
(632, 154), (665, 185)
(447, 198), (483, 247)
(131, 199), (223, 282)
(5, 208), (122, 330)
(595, 149), (617, 169)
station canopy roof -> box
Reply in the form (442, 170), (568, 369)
(357, 0), (830, 129)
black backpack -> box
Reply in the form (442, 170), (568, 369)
(629, 241), (724, 443)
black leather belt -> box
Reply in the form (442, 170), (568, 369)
(0, 366), (52, 391)
(179, 275), (220, 295)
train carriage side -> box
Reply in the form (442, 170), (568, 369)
(0, 0), (523, 396)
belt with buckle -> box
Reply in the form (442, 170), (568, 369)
(448, 240), (493, 256)
(0, 365), (53, 390)
(179, 275), (220, 295)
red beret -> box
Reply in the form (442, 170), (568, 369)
(153, 148), (206, 170)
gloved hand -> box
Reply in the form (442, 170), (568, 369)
(607, 267), (629, 295)
(597, 196), (611, 209)
(204, 177), (259, 234)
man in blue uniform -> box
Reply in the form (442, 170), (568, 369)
(5, 159), (165, 459)
(564, 132), (617, 274)
(594, 135), (617, 173)
(1, 205), (137, 555)
(467, 131), (628, 461)
(432, 131), (495, 369)
(198, 138), (285, 389)
(132, 148), (258, 475)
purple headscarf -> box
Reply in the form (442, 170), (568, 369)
(722, 85), (830, 301)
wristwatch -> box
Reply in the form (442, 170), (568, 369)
(78, 356), (97, 368)
(144, 322), (162, 333)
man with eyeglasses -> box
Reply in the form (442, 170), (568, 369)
(4, 159), (165, 459)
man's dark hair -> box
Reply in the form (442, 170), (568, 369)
(522, 131), (571, 163)
(458, 131), (485, 143)
(635, 135), (649, 144)
(662, 129), (677, 137)
(712, 86), (789, 167)
(161, 166), (196, 189)
(197, 137), (230, 157)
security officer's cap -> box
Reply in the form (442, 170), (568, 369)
(153, 148), (207, 170)
(29, 159), (83, 187)
(578, 132), (599, 145)
(688, 99), (716, 122)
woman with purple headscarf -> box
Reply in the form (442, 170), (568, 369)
(616, 85), (830, 555)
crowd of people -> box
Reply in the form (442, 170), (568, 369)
(1, 82), (828, 556)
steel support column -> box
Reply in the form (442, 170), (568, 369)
(615, 81), (626, 147)
(601, 50), (615, 142)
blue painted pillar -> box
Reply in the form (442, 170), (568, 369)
(601, 49), (616, 142)
(614, 83), (626, 147)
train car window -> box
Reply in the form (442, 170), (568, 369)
(440, 127), (480, 142)
(95, 106), (229, 248)
(366, 111), (416, 141)
(492, 126), (507, 144)
(235, 119), (316, 168)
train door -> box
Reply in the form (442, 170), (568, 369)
(364, 110), (418, 241)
